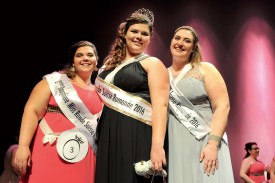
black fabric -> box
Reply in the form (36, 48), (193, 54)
(95, 62), (167, 183)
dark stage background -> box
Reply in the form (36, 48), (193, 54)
(2, 0), (275, 182)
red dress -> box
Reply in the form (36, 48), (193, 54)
(247, 161), (266, 183)
(20, 84), (102, 183)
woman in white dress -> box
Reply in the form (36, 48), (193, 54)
(167, 26), (235, 183)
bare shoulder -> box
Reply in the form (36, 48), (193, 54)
(31, 78), (50, 95)
(242, 157), (253, 165)
(242, 157), (249, 163)
(200, 62), (217, 71)
(141, 56), (167, 72)
(145, 56), (161, 63)
(35, 78), (49, 89)
(199, 61), (222, 78)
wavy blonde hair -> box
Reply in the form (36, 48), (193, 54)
(174, 26), (202, 67)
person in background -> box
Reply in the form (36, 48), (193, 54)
(0, 131), (20, 183)
(167, 25), (234, 183)
(13, 40), (103, 183)
(270, 156), (275, 183)
(0, 144), (19, 183)
(94, 8), (169, 183)
(240, 142), (270, 183)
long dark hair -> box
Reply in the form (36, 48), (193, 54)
(244, 142), (257, 159)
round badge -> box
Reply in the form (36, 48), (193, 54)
(56, 129), (88, 163)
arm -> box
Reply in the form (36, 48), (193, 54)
(141, 57), (170, 171)
(14, 79), (51, 176)
(199, 62), (230, 175)
(240, 158), (255, 183)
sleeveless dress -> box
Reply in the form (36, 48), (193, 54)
(20, 84), (102, 183)
(247, 161), (266, 183)
(95, 62), (167, 183)
(168, 65), (235, 183)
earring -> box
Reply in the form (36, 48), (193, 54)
(71, 66), (76, 72)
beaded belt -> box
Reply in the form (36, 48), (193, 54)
(46, 105), (63, 114)
(250, 172), (264, 176)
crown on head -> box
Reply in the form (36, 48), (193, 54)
(130, 8), (154, 25)
(176, 26), (199, 41)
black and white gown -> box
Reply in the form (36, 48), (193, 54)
(95, 61), (168, 183)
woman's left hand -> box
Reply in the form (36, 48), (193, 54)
(200, 143), (219, 176)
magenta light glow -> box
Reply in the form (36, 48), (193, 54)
(230, 17), (275, 182)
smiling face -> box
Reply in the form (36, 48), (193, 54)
(73, 46), (97, 74)
(124, 23), (151, 56)
(170, 28), (195, 62)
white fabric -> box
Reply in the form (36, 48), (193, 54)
(44, 72), (99, 153)
(39, 118), (60, 145)
(95, 76), (152, 126)
(104, 53), (148, 83)
(168, 65), (228, 143)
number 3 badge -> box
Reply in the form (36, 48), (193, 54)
(56, 129), (88, 163)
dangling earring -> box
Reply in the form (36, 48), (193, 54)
(94, 61), (98, 71)
(71, 66), (76, 72)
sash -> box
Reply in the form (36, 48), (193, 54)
(95, 53), (152, 125)
(169, 84), (211, 140)
(95, 76), (152, 125)
(168, 64), (228, 143)
(104, 53), (148, 83)
(43, 72), (99, 153)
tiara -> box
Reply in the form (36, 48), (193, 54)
(130, 8), (154, 25)
(176, 26), (199, 41)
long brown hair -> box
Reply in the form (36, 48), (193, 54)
(103, 9), (154, 70)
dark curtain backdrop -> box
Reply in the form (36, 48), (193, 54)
(2, 1), (274, 182)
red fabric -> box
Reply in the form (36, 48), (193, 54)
(20, 85), (102, 183)
(248, 161), (266, 183)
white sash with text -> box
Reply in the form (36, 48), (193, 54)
(95, 76), (152, 126)
(169, 64), (210, 140)
(44, 72), (98, 153)
(168, 64), (228, 143)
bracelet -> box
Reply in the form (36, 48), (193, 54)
(208, 135), (222, 143)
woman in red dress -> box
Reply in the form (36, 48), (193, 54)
(240, 142), (269, 183)
(13, 40), (102, 183)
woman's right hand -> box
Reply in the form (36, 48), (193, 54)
(13, 145), (31, 176)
